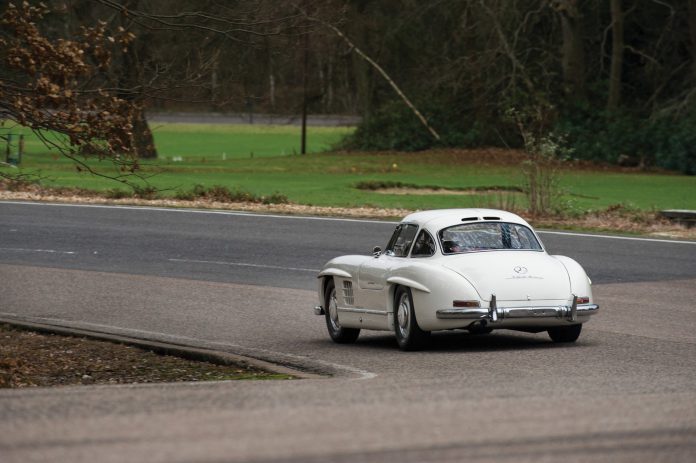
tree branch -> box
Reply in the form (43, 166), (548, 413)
(296, 6), (440, 141)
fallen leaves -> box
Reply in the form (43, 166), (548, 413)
(0, 324), (290, 388)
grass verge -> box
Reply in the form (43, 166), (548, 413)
(3, 148), (695, 212)
(2, 122), (696, 226)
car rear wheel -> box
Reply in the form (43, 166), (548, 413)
(394, 286), (430, 351)
(547, 324), (582, 343)
(324, 280), (360, 343)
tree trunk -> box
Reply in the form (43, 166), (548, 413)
(326, 57), (334, 111)
(120, 45), (157, 159)
(266, 36), (276, 111)
(690, 0), (696, 79)
(556, 0), (586, 98)
(118, 0), (157, 159)
(210, 53), (218, 110)
(607, 0), (624, 111)
(132, 107), (157, 159)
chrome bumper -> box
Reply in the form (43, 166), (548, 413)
(436, 295), (598, 322)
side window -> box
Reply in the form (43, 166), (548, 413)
(385, 224), (418, 257)
(411, 230), (436, 257)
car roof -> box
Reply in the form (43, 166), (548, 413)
(401, 209), (532, 231)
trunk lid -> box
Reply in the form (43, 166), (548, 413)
(441, 251), (570, 302)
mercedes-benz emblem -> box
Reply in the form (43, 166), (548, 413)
(513, 266), (528, 274)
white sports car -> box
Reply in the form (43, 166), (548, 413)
(314, 209), (599, 350)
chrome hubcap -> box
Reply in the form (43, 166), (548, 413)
(397, 293), (410, 339)
(328, 289), (340, 331)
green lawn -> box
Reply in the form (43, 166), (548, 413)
(2, 122), (696, 213)
(150, 123), (353, 159)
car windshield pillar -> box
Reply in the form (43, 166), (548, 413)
(385, 224), (419, 257)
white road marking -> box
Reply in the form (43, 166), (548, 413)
(168, 258), (319, 273)
(2, 200), (695, 245)
(0, 200), (393, 225)
(0, 247), (76, 255)
(536, 230), (696, 245)
(0, 313), (376, 380)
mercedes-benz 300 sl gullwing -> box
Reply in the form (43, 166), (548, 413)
(314, 209), (598, 350)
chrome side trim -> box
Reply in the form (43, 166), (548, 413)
(436, 303), (599, 320)
(386, 276), (431, 294)
(314, 305), (325, 316)
(576, 303), (599, 316)
(338, 307), (388, 316)
(317, 268), (352, 279)
(438, 307), (489, 319)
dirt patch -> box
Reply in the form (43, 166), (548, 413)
(0, 324), (291, 388)
(373, 187), (523, 196)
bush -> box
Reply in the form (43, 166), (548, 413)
(652, 116), (696, 175)
(131, 184), (158, 199)
(555, 109), (696, 174)
(342, 101), (436, 151)
(341, 99), (519, 152)
(172, 185), (289, 204)
(345, 96), (695, 175)
(261, 192), (289, 205)
(104, 188), (131, 199)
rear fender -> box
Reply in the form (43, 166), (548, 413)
(553, 255), (593, 302)
(388, 266), (481, 331)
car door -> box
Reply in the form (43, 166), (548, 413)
(357, 224), (419, 309)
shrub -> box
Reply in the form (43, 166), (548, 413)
(555, 108), (696, 174)
(131, 184), (158, 199)
(104, 188), (131, 199)
(341, 98), (519, 152)
(261, 192), (289, 204)
(173, 189), (196, 200)
(172, 184), (289, 204)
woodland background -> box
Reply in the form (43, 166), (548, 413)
(1, 0), (695, 173)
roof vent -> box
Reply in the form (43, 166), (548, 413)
(461, 217), (478, 221)
(483, 216), (500, 220)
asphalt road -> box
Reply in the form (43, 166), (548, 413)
(1, 201), (694, 288)
(1, 201), (696, 463)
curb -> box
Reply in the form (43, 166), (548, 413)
(0, 317), (324, 380)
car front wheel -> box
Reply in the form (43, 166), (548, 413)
(394, 286), (430, 351)
(324, 280), (360, 344)
(547, 324), (582, 343)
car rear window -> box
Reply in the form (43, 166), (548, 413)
(438, 222), (542, 253)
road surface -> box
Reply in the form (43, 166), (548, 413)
(1, 201), (695, 462)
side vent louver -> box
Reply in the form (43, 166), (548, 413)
(461, 217), (478, 221)
(342, 280), (354, 306)
(483, 216), (500, 220)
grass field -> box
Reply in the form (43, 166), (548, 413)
(151, 123), (353, 159)
(2, 122), (696, 213)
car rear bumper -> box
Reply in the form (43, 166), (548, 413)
(436, 295), (598, 322)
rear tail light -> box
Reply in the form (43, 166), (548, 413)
(453, 300), (480, 308)
(576, 296), (590, 304)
